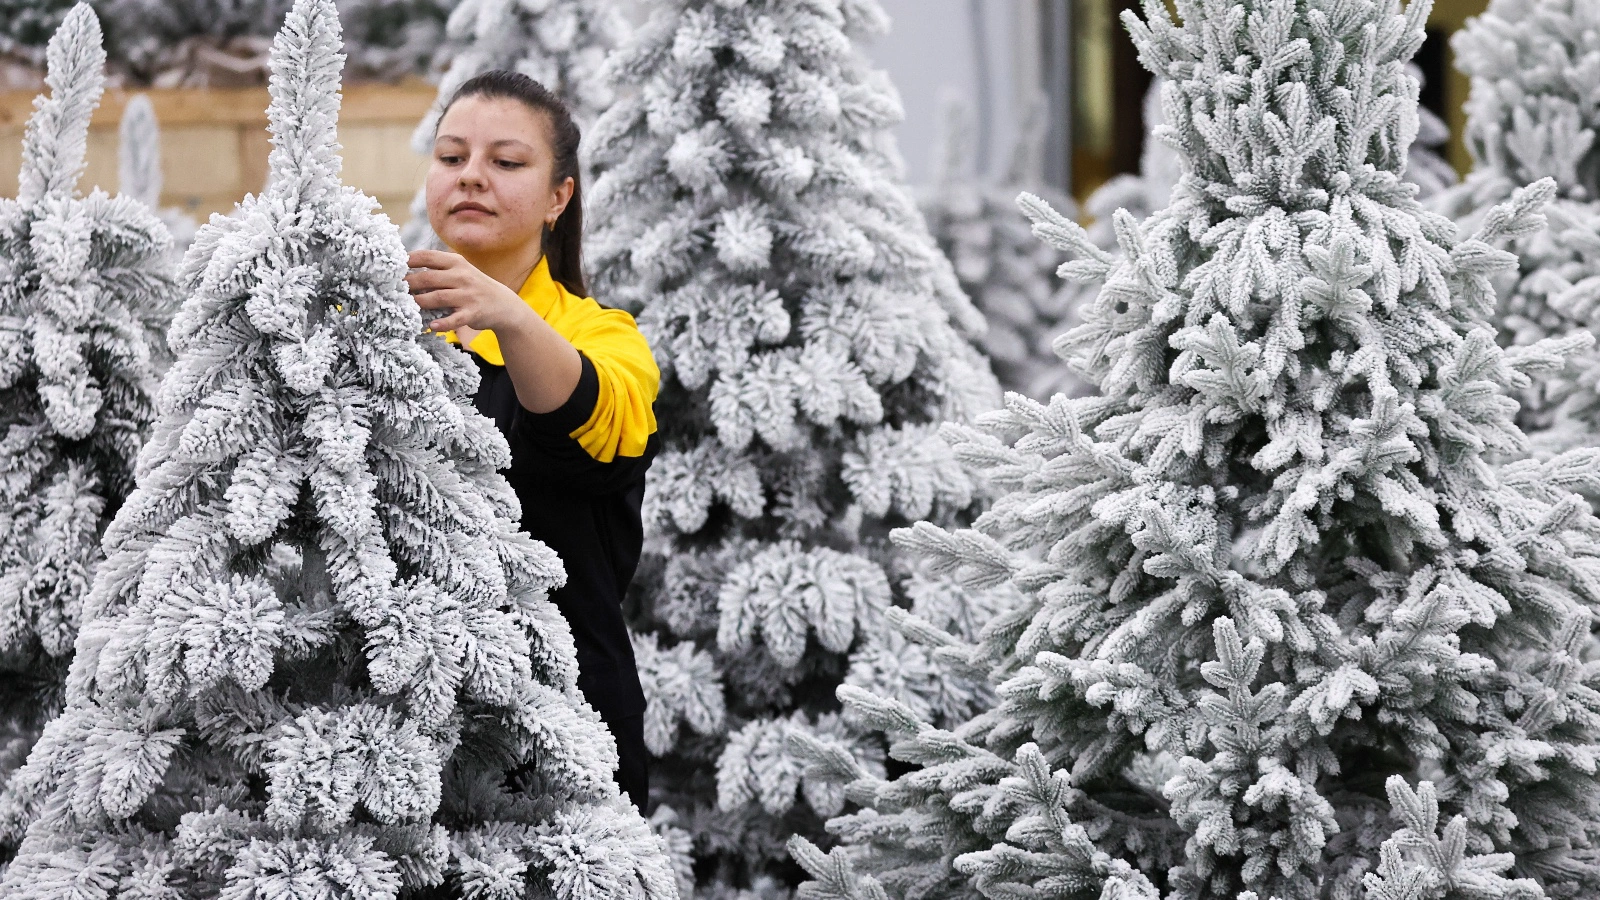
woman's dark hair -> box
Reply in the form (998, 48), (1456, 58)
(436, 70), (587, 297)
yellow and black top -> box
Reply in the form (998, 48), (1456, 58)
(446, 256), (659, 721)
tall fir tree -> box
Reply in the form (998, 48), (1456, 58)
(0, 1), (677, 896)
(0, 2), (175, 847)
(918, 93), (1084, 401)
(789, 0), (1600, 897)
(1434, 0), (1600, 439)
(586, 0), (1001, 891)
(117, 92), (198, 260)
(399, 0), (628, 250)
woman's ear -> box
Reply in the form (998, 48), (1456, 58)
(549, 176), (576, 223)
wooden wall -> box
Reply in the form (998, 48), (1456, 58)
(0, 80), (436, 224)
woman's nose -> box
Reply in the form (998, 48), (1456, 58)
(458, 158), (487, 189)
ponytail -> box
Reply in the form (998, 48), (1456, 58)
(436, 70), (587, 297)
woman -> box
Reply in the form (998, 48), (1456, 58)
(404, 70), (658, 813)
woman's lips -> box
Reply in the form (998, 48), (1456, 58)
(451, 203), (493, 215)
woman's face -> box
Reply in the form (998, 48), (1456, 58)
(425, 94), (572, 258)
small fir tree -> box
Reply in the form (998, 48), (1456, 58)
(0, 2), (175, 844)
(918, 94), (1086, 401)
(117, 92), (198, 259)
(0, 1), (677, 897)
(790, 0), (1600, 897)
(399, 0), (628, 249)
(587, 0), (1000, 890)
(1435, 0), (1600, 437)
(918, 93), (1083, 401)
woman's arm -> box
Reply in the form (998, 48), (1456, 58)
(487, 301), (583, 414)
(406, 249), (582, 414)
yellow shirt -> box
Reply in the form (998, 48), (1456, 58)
(444, 257), (659, 464)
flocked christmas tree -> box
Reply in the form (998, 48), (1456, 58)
(789, 0), (1600, 897)
(1433, 0), (1600, 439)
(399, 0), (628, 250)
(1091, 69), (1452, 255)
(586, 0), (1001, 891)
(118, 92), (198, 260)
(0, 0), (677, 896)
(0, 2), (175, 845)
(918, 93), (1083, 401)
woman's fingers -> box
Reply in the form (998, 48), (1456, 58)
(414, 289), (460, 312)
(426, 307), (474, 334)
(418, 289), (477, 333)
(404, 266), (465, 293)
(407, 248), (462, 270)
(416, 287), (470, 313)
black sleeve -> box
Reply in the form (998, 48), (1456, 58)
(506, 352), (659, 496)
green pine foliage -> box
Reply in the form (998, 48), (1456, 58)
(791, 0), (1600, 897)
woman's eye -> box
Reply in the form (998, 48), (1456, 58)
(438, 155), (462, 164)
(496, 160), (526, 169)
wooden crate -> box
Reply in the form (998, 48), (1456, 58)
(0, 80), (437, 224)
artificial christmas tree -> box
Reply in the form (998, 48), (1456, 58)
(587, 0), (1000, 890)
(0, 2), (175, 843)
(399, 0), (628, 249)
(0, 1), (676, 896)
(117, 93), (198, 260)
(790, 0), (1600, 897)
(918, 94), (1083, 401)
(1433, 0), (1600, 438)
(1090, 70), (1452, 255)
(1064, 74), (1453, 394)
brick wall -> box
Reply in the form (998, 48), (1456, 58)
(0, 80), (436, 225)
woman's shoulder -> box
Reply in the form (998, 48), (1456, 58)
(546, 283), (646, 342)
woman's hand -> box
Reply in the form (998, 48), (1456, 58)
(405, 249), (532, 335)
